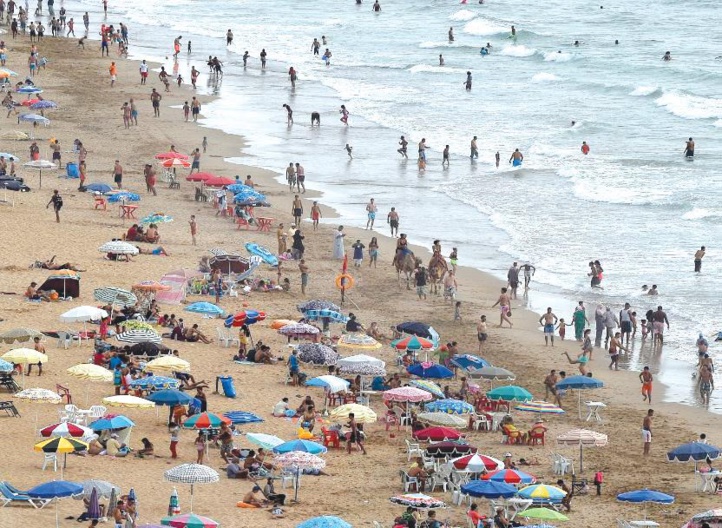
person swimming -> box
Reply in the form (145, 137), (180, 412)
(480, 47), (489, 56)
(439, 54), (444, 66)
(509, 149), (523, 167)
(663, 51), (671, 61)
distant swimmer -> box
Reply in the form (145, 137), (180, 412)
(345, 144), (353, 160)
(311, 38), (320, 55)
(439, 54), (445, 66)
(571, 120), (576, 126)
(323, 49), (332, 66)
(464, 71), (472, 91)
(509, 148), (523, 167)
(581, 141), (590, 155)
(684, 137), (694, 158)
(480, 47), (489, 56)
(470, 136), (478, 160)
(226, 29), (233, 46)
(694, 246), (705, 273)
(322, 35), (327, 45)
(495, 151), (500, 168)
(373, 0), (381, 11)
(242, 51), (249, 67)
(510, 25), (516, 37)
(615, 39), (619, 45)
(311, 112), (320, 126)
(574, 40), (580, 46)
(448, 27), (454, 42)
(662, 51), (671, 61)
(486, 42), (493, 49)
(397, 136), (409, 158)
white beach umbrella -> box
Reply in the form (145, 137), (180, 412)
(164, 464), (220, 512)
(23, 159), (56, 187)
(60, 306), (108, 323)
(98, 241), (139, 255)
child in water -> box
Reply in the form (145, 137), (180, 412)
(345, 144), (353, 159)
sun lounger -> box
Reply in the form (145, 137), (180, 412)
(0, 401), (20, 417)
(0, 482), (49, 508)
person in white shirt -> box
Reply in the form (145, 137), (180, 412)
(273, 397), (290, 417)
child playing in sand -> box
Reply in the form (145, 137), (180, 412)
(454, 301), (462, 322)
(202, 136), (208, 153)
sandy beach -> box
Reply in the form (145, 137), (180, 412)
(0, 28), (720, 528)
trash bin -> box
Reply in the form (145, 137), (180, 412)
(216, 375), (237, 398)
(66, 162), (79, 179)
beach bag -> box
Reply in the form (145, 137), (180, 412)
(594, 471), (604, 484)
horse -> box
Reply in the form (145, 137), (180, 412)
(394, 250), (419, 289)
(428, 254), (448, 295)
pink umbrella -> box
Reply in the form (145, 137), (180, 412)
(413, 426), (464, 442)
(162, 513), (218, 528)
(450, 453), (504, 472)
(383, 387), (433, 403)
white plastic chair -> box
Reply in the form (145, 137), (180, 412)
(394, 406), (411, 427)
(57, 331), (72, 349)
(216, 327), (233, 347)
(224, 328), (240, 348)
(405, 438), (423, 461)
(279, 469), (295, 489)
(399, 470), (420, 493)
(472, 413), (490, 431)
(41, 453), (58, 472)
(89, 405), (107, 420)
(64, 404), (79, 422)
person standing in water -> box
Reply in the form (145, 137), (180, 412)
(694, 246), (706, 272)
(511, 25), (516, 37)
(226, 29), (233, 46)
(442, 145), (450, 167)
(470, 136), (479, 160)
(684, 137), (695, 158)
(397, 136), (408, 158)
(521, 263), (536, 289)
(509, 149), (523, 167)
(340, 105), (349, 125)
(448, 27), (454, 42)
(495, 151), (500, 168)
(581, 141), (590, 155)
(464, 71), (472, 91)
(288, 66), (297, 88)
(311, 38), (320, 55)
(439, 54), (445, 66)
(260, 49), (267, 69)
(372, 0), (381, 11)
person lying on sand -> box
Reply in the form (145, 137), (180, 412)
(135, 245), (170, 256)
(35, 256), (85, 271)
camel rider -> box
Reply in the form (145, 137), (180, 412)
(393, 234), (410, 266)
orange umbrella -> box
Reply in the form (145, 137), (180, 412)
(132, 280), (171, 292)
(155, 151), (189, 160)
(162, 158), (191, 168)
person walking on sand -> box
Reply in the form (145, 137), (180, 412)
(640, 366), (653, 403)
(346, 413), (366, 455)
(507, 262), (520, 299)
(139, 59), (148, 84)
(476, 315), (488, 353)
(365, 198), (377, 230)
(310, 202), (322, 230)
(333, 226), (346, 259)
(46, 189), (62, 223)
(491, 287), (513, 328)
(299, 259), (309, 294)
(291, 195), (303, 227)
(642, 409), (653, 456)
(694, 246), (706, 273)
(189, 215), (197, 245)
(539, 307), (558, 346)
(191, 97), (201, 122)
(189, 148), (201, 174)
(387, 207), (399, 237)
(113, 159), (123, 189)
(150, 88), (162, 117)
(109, 61), (117, 87)
(144, 164), (157, 196)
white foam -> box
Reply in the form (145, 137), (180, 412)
(500, 45), (537, 57)
(655, 91), (722, 120)
(629, 86), (658, 97)
(682, 208), (722, 220)
(532, 72), (560, 82)
(463, 18), (508, 36)
(449, 9), (477, 22)
(408, 64), (465, 74)
(543, 51), (573, 62)
(419, 41), (459, 49)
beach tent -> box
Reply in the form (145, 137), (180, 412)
(39, 270), (80, 299)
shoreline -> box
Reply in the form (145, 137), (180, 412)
(0, 23), (720, 528)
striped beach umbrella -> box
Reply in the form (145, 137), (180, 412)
(161, 513), (218, 528)
(116, 329), (162, 344)
(518, 484), (567, 502)
(247, 433), (284, 450)
(162, 158), (191, 168)
(392, 335), (435, 352)
(278, 323), (320, 336)
(417, 412), (467, 428)
(129, 376), (180, 391)
(93, 287), (137, 307)
(450, 453), (504, 473)
(102, 395), (155, 409)
(224, 310), (266, 327)
(482, 469), (537, 485)
(76, 480), (121, 499)
(40, 422), (93, 438)
(409, 380), (445, 398)
(164, 464), (220, 512)
(296, 343), (339, 366)
(182, 412), (231, 430)
(424, 398), (474, 414)
(515, 400), (565, 415)
(34, 437), (89, 478)
(0, 327), (44, 344)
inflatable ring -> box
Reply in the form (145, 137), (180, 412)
(335, 274), (354, 290)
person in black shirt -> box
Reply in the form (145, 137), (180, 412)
(345, 313), (365, 333)
(46, 189), (63, 223)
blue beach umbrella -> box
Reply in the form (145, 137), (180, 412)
(297, 516), (352, 528)
(450, 354), (490, 371)
(185, 302), (224, 316)
(298, 300), (341, 313)
(26, 480), (83, 528)
(140, 213), (173, 225)
(272, 439), (328, 455)
(302, 309), (348, 323)
(17, 86), (43, 94)
(407, 363), (453, 379)
(146, 389), (193, 406)
(667, 442), (721, 463)
(129, 376), (181, 391)
(460, 480), (517, 499)
(222, 411), (264, 425)
(486, 385), (533, 402)
(88, 415), (135, 430)
(226, 183), (253, 194)
(30, 100), (58, 112)
(0, 358), (13, 372)
(233, 189), (267, 203)
(106, 191), (140, 203)
(555, 375), (604, 418)
(18, 113), (50, 124)
(85, 183), (113, 193)
(617, 489), (675, 504)
(424, 398), (474, 414)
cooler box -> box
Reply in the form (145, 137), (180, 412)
(66, 162), (79, 179)
(216, 375), (237, 399)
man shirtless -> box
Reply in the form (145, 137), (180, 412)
(521, 263), (536, 289)
(608, 331), (628, 370)
(694, 246), (705, 273)
(543, 370), (561, 407)
(699, 365), (714, 405)
(491, 287), (513, 328)
(539, 307), (558, 346)
(684, 137), (695, 158)
(652, 306), (669, 346)
(642, 409), (653, 456)
(509, 149), (523, 167)
(387, 207), (399, 237)
(639, 366), (653, 403)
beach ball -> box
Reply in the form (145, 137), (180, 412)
(49, 292), (59, 301)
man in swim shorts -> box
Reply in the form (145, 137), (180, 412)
(699, 365), (713, 405)
(642, 409), (653, 455)
(509, 149), (523, 167)
(397, 136), (408, 158)
(539, 307), (558, 346)
(150, 88), (162, 117)
(639, 366), (653, 403)
(470, 136), (478, 160)
(491, 287), (513, 328)
(387, 207), (399, 237)
(521, 263), (535, 289)
(684, 137), (694, 158)
(619, 302), (633, 344)
(694, 246), (705, 273)
(365, 198), (377, 230)
(652, 306), (669, 346)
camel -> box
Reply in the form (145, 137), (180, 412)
(394, 250), (420, 289)
(428, 254), (448, 295)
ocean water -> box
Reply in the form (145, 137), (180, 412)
(56, 0), (722, 410)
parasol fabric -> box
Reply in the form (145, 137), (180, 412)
(129, 376), (180, 391)
(298, 300), (341, 313)
(409, 380), (445, 399)
(34, 436), (89, 453)
(164, 464), (220, 485)
(416, 412), (467, 428)
(88, 415), (135, 430)
(246, 433), (284, 450)
(144, 356), (191, 373)
(272, 439), (328, 455)
(383, 386), (433, 403)
(2, 347), (48, 365)
(161, 513), (219, 528)
(40, 422), (93, 438)
(407, 362), (453, 379)
(75, 480), (120, 499)
(116, 329), (162, 344)
(425, 441), (476, 458)
(424, 398), (474, 414)
(222, 411), (264, 425)
(518, 484), (567, 501)
(297, 516), (352, 528)
(389, 493), (447, 510)
(14, 387), (61, 403)
(486, 385), (533, 402)
(93, 287), (137, 307)
(468, 366), (516, 380)
(413, 426), (465, 441)
(667, 442), (721, 462)
(146, 389), (193, 406)
(102, 395), (155, 409)
(450, 354), (490, 371)
(224, 310), (266, 327)
(182, 412), (231, 429)
(336, 333), (382, 350)
(60, 306), (108, 322)
(98, 241), (139, 255)
(515, 400), (565, 415)
(517, 508), (569, 521)
(396, 322), (440, 342)
(66, 364), (114, 382)
(185, 302), (224, 315)
(450, 453), (503, 473)
(461, 480), (517, 499)
(482, 469), (537, 485)
(329, 404), (377, 424)
(392, 335), (435, 352)
(306, 375), (349, 394)
(296, 343), (339, 366)
(278, 323), (320, 336)
(0, 327), (44, 344)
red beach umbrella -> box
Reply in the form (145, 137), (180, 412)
(155, 151), (189, 160)
(203, 176), (236, 187)
(413, 426), (465, 442)
(185, 172), (218, 182)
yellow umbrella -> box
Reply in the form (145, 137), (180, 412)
(2, 347), (48, 364)
(121, 320), (156, 331)
(144, 356), (190, 373)
(102, 395), (155, 409)
(34, 436), (89, 478)
(329, 403), (378, 424)
(336, 333), (382, 350)
(67, 364), (114, 382)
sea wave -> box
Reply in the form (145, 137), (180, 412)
(655, 91), (722, 120)
(543, 51), (573, 62)
(463, 18), (508, 36)
(629, 86), (659, 97)
(408, 64), (466, 74)
(682, 208), (722, 220)
(532, 72), (560, 82)
(500, 45), (537, 58)
(418, 41), (476, 49)
(449, 9), (477, 21)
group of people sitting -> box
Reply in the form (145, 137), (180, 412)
(162, 317), (213, 343)
(124, 223), (162, 243)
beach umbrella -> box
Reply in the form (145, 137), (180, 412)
(468, 365), (516, 383)
(164, 464), (220, 512)
(0, 68), (18, 76)
(145, 356), (191, 373)
(396, 322), (440, 342)
(556, 428), (608, 472)
(409, 380), (445, 399)
(102, 395), (155, 409)
(0, 327), (44, 344)
(297, 516), (352, 528)
(424, 398), (474, 414)
(518, 508), (569, 522)
(0, 152), (20, 162)
(161, 513), (218, 528)
(338, 354), (384, 369)
(85, 183), (113, 193)
(425, 441), (477, 458)
(486, 385), (533, 402)
(450, 453), (503, 473)
(482, 469), (537, 485)
(106, 191), (141, 203)
(297, 343), (339, 366)
(208, 248), (240, 257)
(329, 403), (377, 424)
(278, 323), (320, 337)
(0, 130), (30, 140)
(155, 151), (189, 160)
(86, 487), (102, 520)
(162, 158), (191, 169)
(389, 493), (446, 509)
(392, 335), (436, 352)
(0, 359), (13, 372)
(222, 411), (263, 425)
(98, 241), (139, 256)
(246, 433), (284, 450)
(515, 400), (565, 415)
(18, 86), (43, 94)
(302, 309), (348, 324)
(66, 364), (114, 382)
(30, 100), (58, 116)
(133, 280), (172, 292)
(667, 442), (721, 463)
(461, 480), (517, 499)
(273, 452), (326, 502)
(306, 375), (349, 394)
(273, 439), (328, 455)
(147, 389), (193, 407)
(23, 158), (55, 186)
(416, 412), (467, 428)
(26, 480), (83, 528)
(75, 480), (120, 500)
(182, 412), (231, 430)
(116, 328), (162, 344)
(336, 333), (382, 350)
(224, 310), (267, 327)
(139, 213), (174, 225)
(40, 422), (93, 438)
(685, 509), (722, 528)
(34, 437), (88, 478)
(518, 484), (567, 503)
(204, 176), (235, 187)
(129, 376), (181, 391)
(88, 415), (135, 430)
(384, 387), (433, 403)
(93, 287), (137, 307)
(337, 362), (385, 377)
(414, 426), (464, 442)
(226, 183), (254, 194)
(298, 300), (341, 313)
(185, 172), (218, 182)
(450, 354), (490, 371)
(618, 489), (674, 520)
(15, 387), (61, 403)
(555, 375), (604, 419)
(185, 302), (224, 316)
(407, 362), (454, 379)
(60, 306), (108, 329)
(2, 347), (48, 365)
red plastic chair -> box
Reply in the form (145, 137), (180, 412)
(321, 427), (340, 449)
(56, 384), (72, 404)
(528, 429), (546, 446)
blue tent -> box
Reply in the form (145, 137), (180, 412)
(667, 442), (721, 462)
(461, 480), (517, 498)
(407, 363), (453, 379)
(146, 389), (193, 406)
(272, 439), (328, 455)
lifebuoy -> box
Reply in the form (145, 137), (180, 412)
(335, 273), (354, 290)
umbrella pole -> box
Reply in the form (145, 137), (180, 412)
(294, 468), (300, 503)
(55, 499), (59, 528)
(39, 169), (42, 189)
(190, 483), (194, 512)
(579, 444), (583, 473)
(578, 391), (582, 420)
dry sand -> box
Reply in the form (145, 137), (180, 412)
(0, 34), (719, 528)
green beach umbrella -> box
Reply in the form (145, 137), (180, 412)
(518, 508), (570, 522)
(486, 385), (533, 402)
